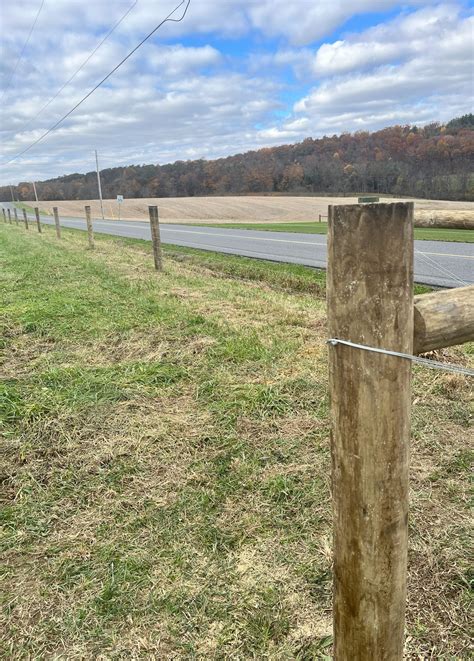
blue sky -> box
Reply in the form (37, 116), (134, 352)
(0, 0), (472, 184)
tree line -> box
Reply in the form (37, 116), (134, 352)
(2, 114), (473, 202)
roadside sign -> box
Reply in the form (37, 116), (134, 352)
(116, 195), (124, 220)
(358, 196), (379, 204)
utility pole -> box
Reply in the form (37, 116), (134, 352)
(95, 150), (105, 220)
(9, 185), (15, 202)
(32, 181), (39, 202)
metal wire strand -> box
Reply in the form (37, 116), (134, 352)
(12, 0), (139, 136)
(1, 0), (191, 166)
(327, 338), (474, 377)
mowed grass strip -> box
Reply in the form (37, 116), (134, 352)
(0, 224), (472, 659)
(183, 221), (474, 243)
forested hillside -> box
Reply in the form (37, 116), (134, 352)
(3, 115), (474, 201)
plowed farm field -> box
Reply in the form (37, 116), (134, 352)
(27, 195), (474, 225)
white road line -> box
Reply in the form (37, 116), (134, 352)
(39, 216), (474, 259)
(418, 250), (474, 260)
(158, 239), (328, 263)
(128, 224), (474, 258)
(159, 226), (327, 246)
(164, 228), (474, 259)
(82, 221), (327, 246)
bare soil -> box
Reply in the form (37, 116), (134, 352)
(28, 195), (474, 225)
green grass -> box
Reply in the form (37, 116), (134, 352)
(113, 236), (432, 297)
(184, 221), (474, 243)
(11, 201), (51, 216)
(0, 224), (472, 658)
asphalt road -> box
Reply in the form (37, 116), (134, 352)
(3, 204), (473, 288)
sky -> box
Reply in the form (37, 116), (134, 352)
(0, 0), (472, 185)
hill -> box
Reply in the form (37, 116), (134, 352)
(3, 115), (474, 202)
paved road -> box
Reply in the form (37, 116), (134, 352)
(3, 204), (473, 288)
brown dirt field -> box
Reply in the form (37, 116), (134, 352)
(29, 195), (474, 225)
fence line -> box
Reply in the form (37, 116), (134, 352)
(327, 338), (474, 376)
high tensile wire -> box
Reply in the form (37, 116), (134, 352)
(13, 0), (139, 136)
(1, 0), (191, 166)
(0, 0), (46, 102)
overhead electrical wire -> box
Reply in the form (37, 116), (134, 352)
(0, 0), (46, 102)
(15, 0), (139, 135)
(1, 0), (191, 166)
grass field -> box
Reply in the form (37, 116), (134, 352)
(1, 223), (472, 658)
(20, 194), (474, 228)
(185, 221), (474, 243)
(12, 201), (50, 216)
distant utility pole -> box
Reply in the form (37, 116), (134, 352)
(32, 181), (39, 202)
(95, 150), (105, 220)
(9, 185), (15, 202)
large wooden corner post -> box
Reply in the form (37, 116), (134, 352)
(327, 202), (414, 660)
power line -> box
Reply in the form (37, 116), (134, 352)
(0, 0), (46, 102)
(1, 0), (191, 167)
(14, 0), (138, 136)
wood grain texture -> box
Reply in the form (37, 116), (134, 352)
(53, 207), (61, 239)
(84, 206), (95, 249)
(148, 206), (163, 271)
(414, 285), (474, 353)
(327, 203), (414, 660)
(34, 207), (42, 233)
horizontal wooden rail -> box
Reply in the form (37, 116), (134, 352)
(414, 285), (474, 354)
(414, 217), (474, 230)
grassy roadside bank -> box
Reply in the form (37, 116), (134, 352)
(12, 201), (51, 216)
(184, 221), (474, 243)
(1, 224), (472, 658)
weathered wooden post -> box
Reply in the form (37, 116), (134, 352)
(13, 209), (19, 225)
(85, 205), (95, 249)
(7, 209), (12, 224)
(34, 207), (42, 233)
(2, 208), (6, 223)
(148, 205), (163, 271)
(327, 202), (414, 660)
(53, 206), (61, 239)
(22, 209), (29, 229)
(414, 285), (474, 353)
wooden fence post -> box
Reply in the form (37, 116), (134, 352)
(2, 208), (6, 223)
(13, 209), (19, 225)
(22, 209), (29, 230)
(327, 202), (414, 660)
(53, 206), (61, 239)
(148, 205), (163, 271)
(85, 205), (95, 249)
(7, 209), (12, 224)
(34, 207), (42, 233)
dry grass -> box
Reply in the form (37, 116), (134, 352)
(1, 224), (472, 658)
(23, 195), (474, 225)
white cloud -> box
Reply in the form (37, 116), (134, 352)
(313, 4), (467, 74)
(0, 1), (472, 185)
(287, 6), (473, 132)
(146, 44), (221, 76)
(247, 0), (428, 45)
